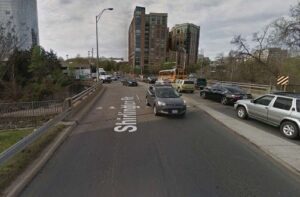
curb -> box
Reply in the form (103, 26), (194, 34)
(3, 87), (107, 197)
(3, 122), (76, 197)
(71, 86), (106, 123)
(183, 96), (300, 178)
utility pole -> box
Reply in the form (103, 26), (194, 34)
(96, 8), (113, 81)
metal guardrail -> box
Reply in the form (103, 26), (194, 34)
(0, 83), (101, 166)
(208, 80), (276, 94)
(0, 100), (63, 129)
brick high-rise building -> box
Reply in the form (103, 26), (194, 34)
(128, 6), (168, 74)
(169, 23), (200, 69)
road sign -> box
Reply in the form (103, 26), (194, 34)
(277, 76), (289, 86)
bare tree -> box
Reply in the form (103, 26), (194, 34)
(273, 2), (300, 49)
(0, 13), (29, 60)
(0, 16), (29, 100)
(231, 26), (281, 79)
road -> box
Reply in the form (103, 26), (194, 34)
(21, 82), (300, 197)
(188, 90), (300, 146)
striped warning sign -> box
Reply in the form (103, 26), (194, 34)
(277, 76), (289, 85)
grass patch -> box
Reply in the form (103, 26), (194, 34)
(0, 129), (33, 153)
(0, 124), (66, 194)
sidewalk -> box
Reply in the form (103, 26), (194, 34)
(184, 95), (300, 175)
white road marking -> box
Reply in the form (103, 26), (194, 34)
(96, 106), (103, 110)
(114, 97), (137, 133)
(109, 106), (116, 109)
(136, 106), (141, 109)
(136, 95), (141, 103)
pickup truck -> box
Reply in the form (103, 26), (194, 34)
(98, 68), (112, 83)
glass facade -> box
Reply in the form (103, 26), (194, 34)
(0, 0), (39, 50)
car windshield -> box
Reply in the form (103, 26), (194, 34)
(156, 88), (180, 98)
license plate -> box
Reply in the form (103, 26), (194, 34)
(172, 110), (178, 114)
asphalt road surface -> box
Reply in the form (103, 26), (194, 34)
(21, 82), (300, 197)
(188, 90), (300, 146)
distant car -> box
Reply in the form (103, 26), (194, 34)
(146, 76), (157, 84)
(122, 78), (138, 86)
(155, 79), (172, 86)
(234, 92), (300, 139)
(200, 83), (252, 105)
(195, 78), (207, 90)
(145, 85), (186, 116)
(111, 76), (118, 81)
(173, 79), (195, 93)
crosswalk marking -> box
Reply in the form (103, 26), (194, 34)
(96, 106), (103, 110)
(109, 106), (116, 109)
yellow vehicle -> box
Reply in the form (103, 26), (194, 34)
(174, 79), (195, 93)
(158, 68), (186, 83)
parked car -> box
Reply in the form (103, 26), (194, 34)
(146, 76), (157, 84)
(195, 78), (207, 90)
(173, 79), (195, 93)
(111, 76), (118, 81)
(146, 85), (186, 116)
(200, 83), (252, 105)
(234, 92), (300, 139)
(122, 78), (138, 86)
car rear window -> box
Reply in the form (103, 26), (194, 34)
(197, 79), (206, 82)
(184, 81), (194, 84)
(297, 100), (300, 112)
(273, 97), (293, 111)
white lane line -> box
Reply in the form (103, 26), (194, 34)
(109, 106), (116, 109)
(96, 106), (103, 110)
(136, 106), (141, 109)
(136, 94), (141, 103)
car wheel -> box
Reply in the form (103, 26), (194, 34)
(237, 106), (248, 119)
(221, 97), (228, 105)
(280, 121), (299, 139)
(153, 105), (159, 116)
(146, 97), (150, 106)
(200, 92), (207, 99)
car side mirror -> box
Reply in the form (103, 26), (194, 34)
(250, 99), (254, 103)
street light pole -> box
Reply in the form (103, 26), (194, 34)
(96, 8), (113, 81)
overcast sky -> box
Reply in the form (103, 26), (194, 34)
(38, 0), (298, 60)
